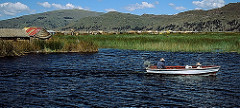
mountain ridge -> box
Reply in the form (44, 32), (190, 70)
(0, 9), (104, 30)
(62, 2), (240, 32)
(0, 2), (239, 31)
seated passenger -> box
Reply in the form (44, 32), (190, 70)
(157, 58), (166, 69)
(196, 62), (202, 68)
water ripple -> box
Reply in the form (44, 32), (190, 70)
(0, 49), (240, 107)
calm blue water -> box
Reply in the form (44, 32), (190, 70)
(0, 49), (240, 107)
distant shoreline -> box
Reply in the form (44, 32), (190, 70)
(1, 32), (239, 57)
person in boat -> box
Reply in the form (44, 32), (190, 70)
(157, 58), (166, 69)
(196, 62), (202, 68)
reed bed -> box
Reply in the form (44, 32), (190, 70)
(76, 33), (240, 53)
(0, 40), (32, 57)
(1, 32), (239, 57)
(0, 36), (98, 57)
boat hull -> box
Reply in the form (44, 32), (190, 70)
(146, 66), (220, 75)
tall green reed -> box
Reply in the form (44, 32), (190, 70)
(77, 33), (240, 53)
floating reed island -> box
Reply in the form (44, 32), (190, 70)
(0, 38), (98, 57)
(0, 29), (98, 57)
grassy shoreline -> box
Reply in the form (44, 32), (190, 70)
(73, 32), (240, 53)
(1, 32), (239, 57)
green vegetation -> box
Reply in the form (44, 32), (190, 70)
(68, 32), (240, 53)
(0, 37), (98, 57)
(1, 32), (239, 57)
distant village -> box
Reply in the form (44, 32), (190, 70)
(55, 29), (199, 36)
(0, 27), (230, 41)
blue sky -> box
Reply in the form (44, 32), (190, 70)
(0, 0), (239, 20)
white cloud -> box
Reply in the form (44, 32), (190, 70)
(0, 2), (29, 16)
(52, 3), (84, 9)
(125, 2), (155, 11)
(192, 0), (225, 9)
(38, 2), (51, 8)
(51, 3), (63, 9)
(38, 2), (84, 10)
(169, 3), (175, 7)
(105, 8), (117, 12)
(168, 3), (186, 11)
(175, 6), (186, 10)
(195, 7), (202, 10)
(66, 3), (75, 9)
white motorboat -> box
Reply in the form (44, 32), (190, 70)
(146, 65), (221, 75)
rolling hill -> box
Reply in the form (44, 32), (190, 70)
(63, 2), (240, 32)
(0, 9), (104, 30)
(0, 2), (239, 32)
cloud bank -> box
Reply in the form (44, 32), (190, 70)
(0, 2), (29, 16)
(125, 2), (155, 11)
(38, 2), (51, 8)
(192, 0), (225, 9)
(38, 2), (84, 10)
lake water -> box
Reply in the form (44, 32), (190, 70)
(0, 49), (239, 107)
